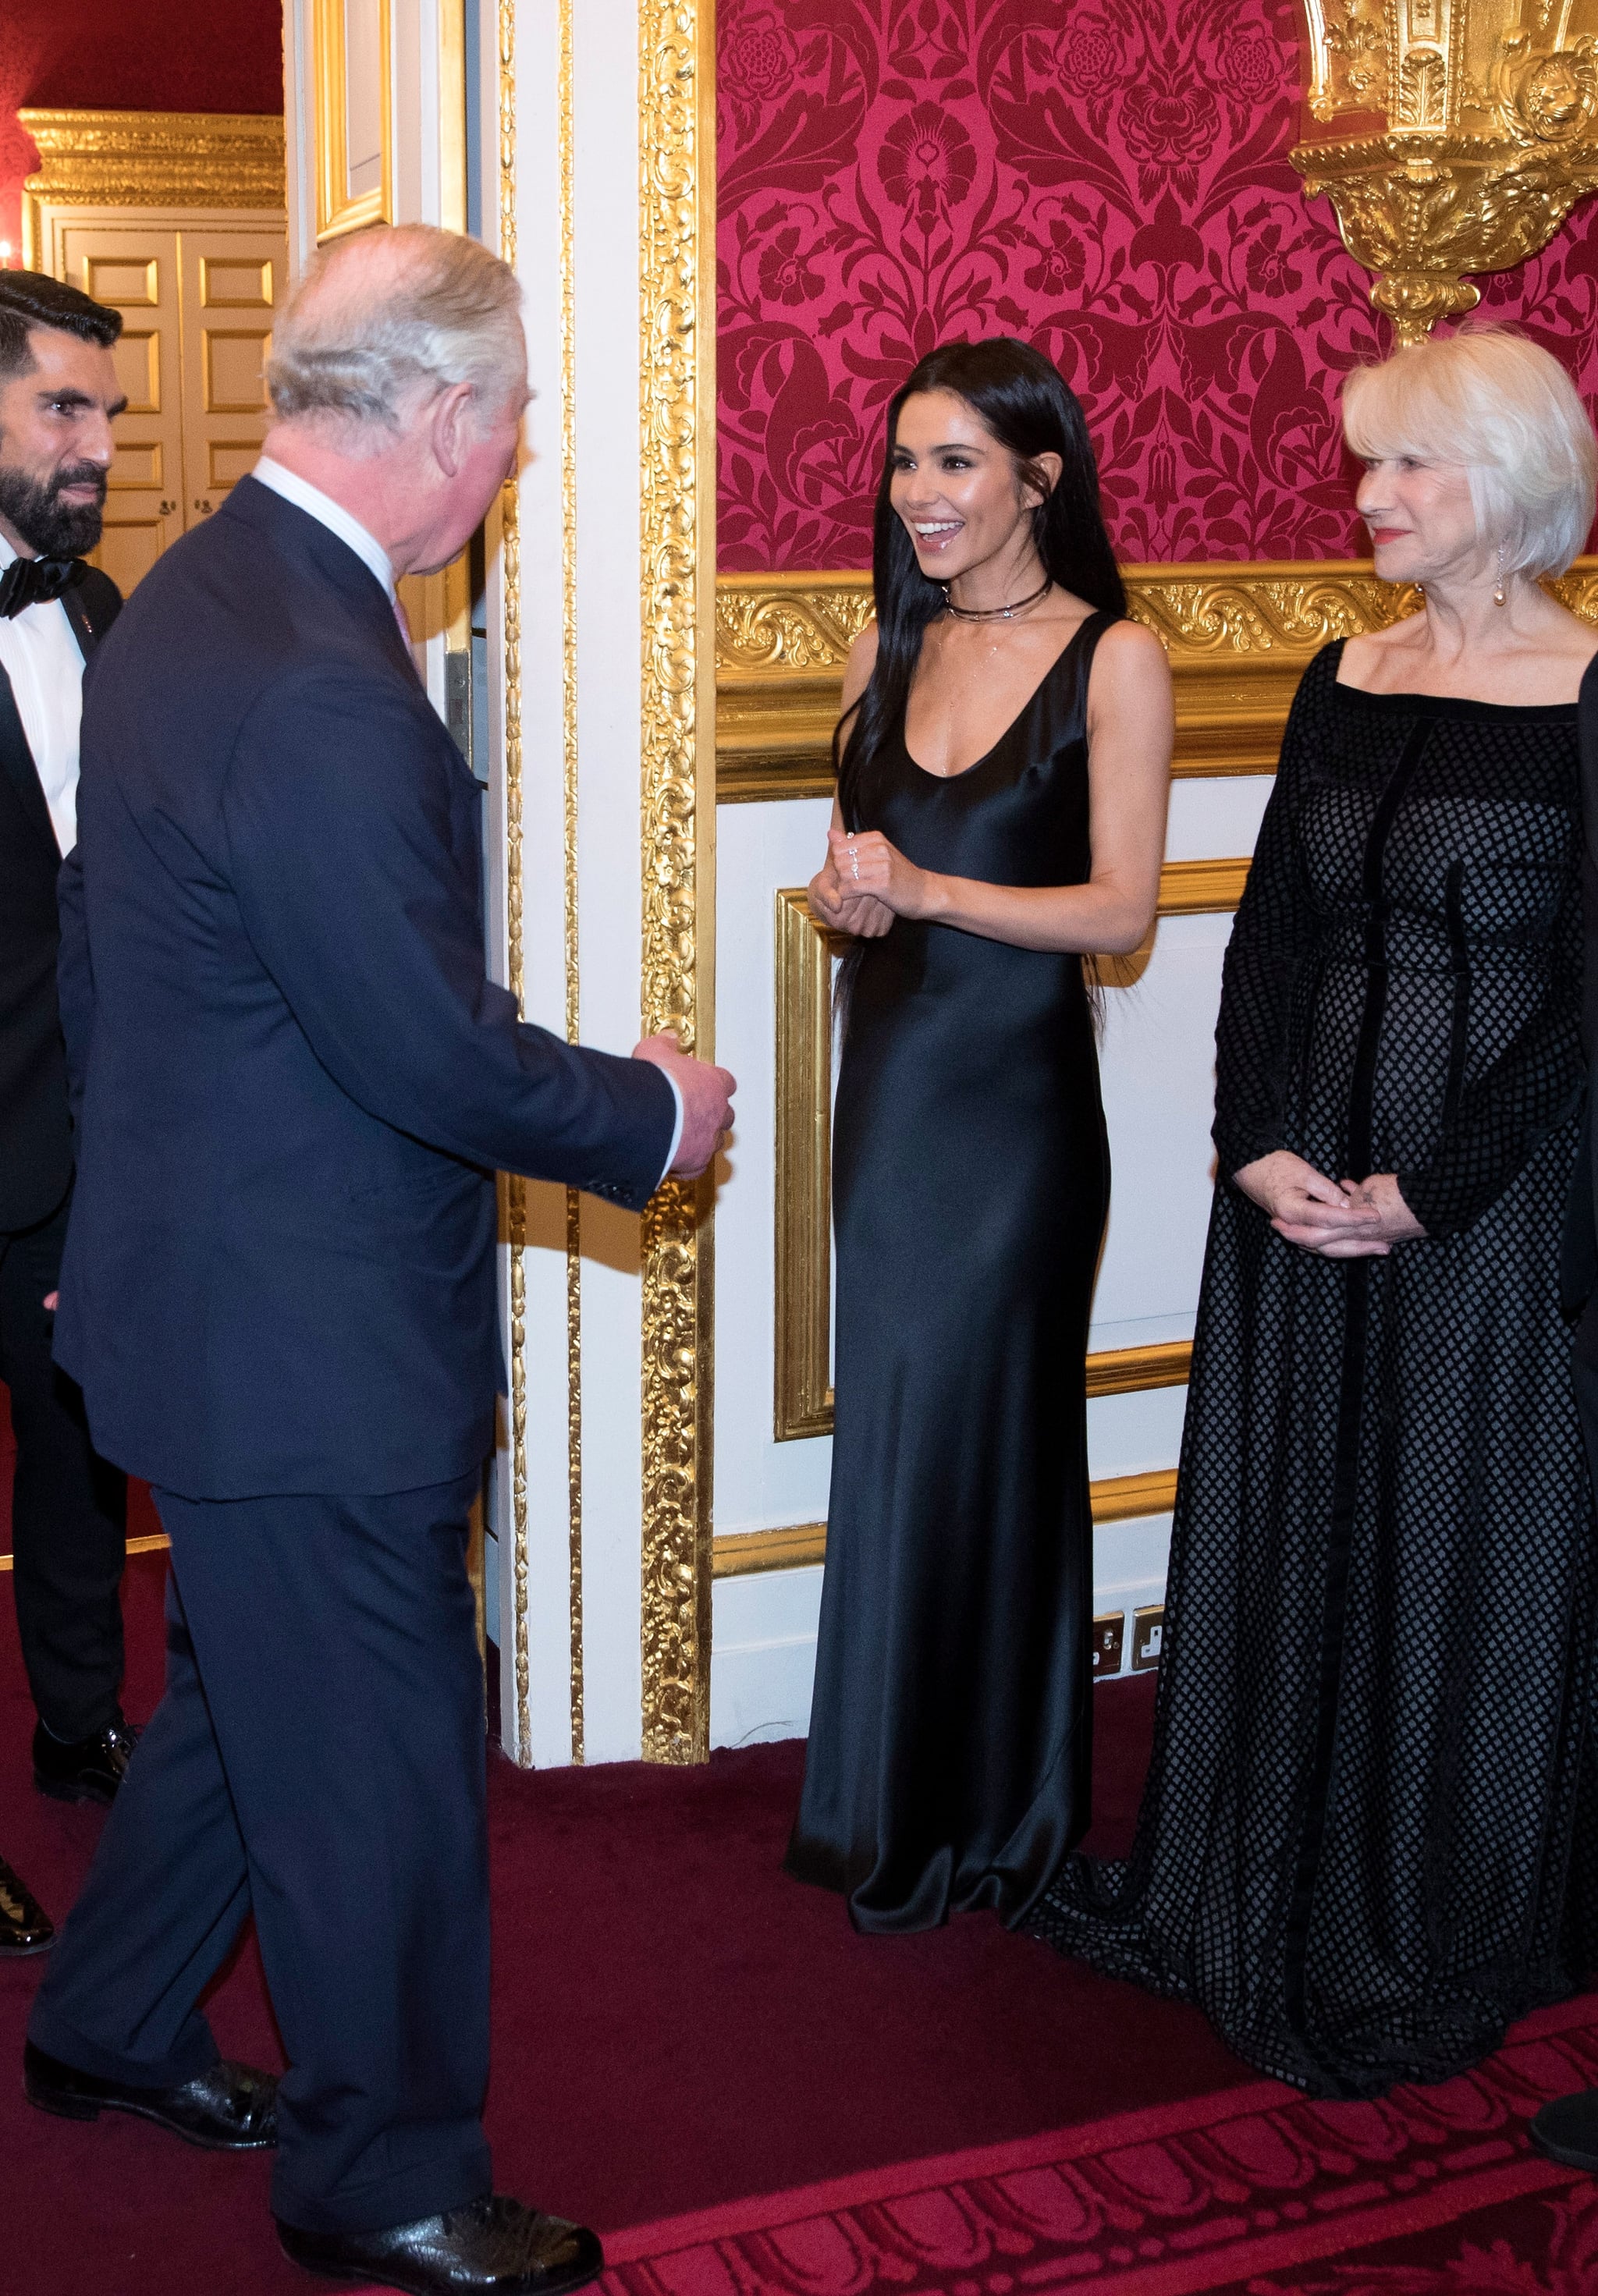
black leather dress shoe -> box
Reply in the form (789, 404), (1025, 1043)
(276, 2195), (605, 2294)
(33, 1712), (140, 1805)
(0, 1857), (53, 1955)
(1531, 2086), (1598, 2171)
(23, 2039), (278, 2149)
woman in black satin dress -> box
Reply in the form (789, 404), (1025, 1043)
(786, 341), (1173, 1933)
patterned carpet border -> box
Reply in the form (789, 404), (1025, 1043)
(600, 1996), (1598, 2296)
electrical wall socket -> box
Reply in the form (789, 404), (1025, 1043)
(1092, 1612), (1125, 1677)
(1131, 1605), (1165, 1672)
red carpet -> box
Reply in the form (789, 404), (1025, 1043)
(1, 1526), (1596, 2292)
(598, 2012), (1598, 2296)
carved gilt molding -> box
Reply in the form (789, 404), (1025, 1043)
(638, 0), (716, 1764)
(717, 559), (1598, 801)
(714, 1469), (1182, 1581)
(20, 109), (286, 262)
(496, 2), (534, 1768)
(556, 0), (584, 1765)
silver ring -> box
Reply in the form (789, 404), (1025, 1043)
(852, 859), (860, 880)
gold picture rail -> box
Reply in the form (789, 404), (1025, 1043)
(713, 1468), (1181, 1580)
(0, 1530), (170, 1575)
(1158, 857), (1252, 914)
(1084, 1339), (1192, 1397)
(717, 559), (1598, 803)
(1091, 1468), (1180, 1523)
(713, 1521), (828, 1577)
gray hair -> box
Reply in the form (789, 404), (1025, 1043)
(1342, 325), (1598, 583)
(267, 224), (525, 431)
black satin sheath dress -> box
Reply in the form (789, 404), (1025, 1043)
(786, 611), (1114, 1933)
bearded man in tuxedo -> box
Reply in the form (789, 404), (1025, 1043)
(0, 271), (135, 1962)
(23, 225), (735, 2296)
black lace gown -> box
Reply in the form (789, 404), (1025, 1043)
(1028, 642), (1598, 2095)
(786, 614), (1114, 1933)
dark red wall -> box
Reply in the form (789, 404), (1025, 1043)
(717, 0), (1598, 570)
(0, 1), (284, 257)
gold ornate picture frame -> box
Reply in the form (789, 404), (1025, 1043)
(774, 891), (840, 1442)
(313, 0), (394, 243)
(769, 868), (1248, 1455)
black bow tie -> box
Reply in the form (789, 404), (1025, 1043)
(0, 555), (78, 619)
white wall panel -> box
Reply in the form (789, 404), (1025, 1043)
(1090, 909), (1234, 1350)
(714, 799), (836, 1538)
(564, 0), (649, 1766)
(712, 1567), (823, 1747)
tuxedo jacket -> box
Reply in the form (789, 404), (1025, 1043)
(0, 564), (120, 1233)
(56, 477), (674, 1498)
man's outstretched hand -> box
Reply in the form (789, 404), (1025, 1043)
(632, 1031), (737, 1180)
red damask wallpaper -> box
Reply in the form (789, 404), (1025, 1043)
(716, 0), (1598, 569)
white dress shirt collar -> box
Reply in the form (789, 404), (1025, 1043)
(252, 456), (396, 602)
(0, 527), (85, 856)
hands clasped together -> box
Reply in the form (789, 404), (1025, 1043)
(1233, 1150), (1425, 1258)
(809, 825), (929, 939)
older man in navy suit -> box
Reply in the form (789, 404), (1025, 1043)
(23, 225), (734, 2296)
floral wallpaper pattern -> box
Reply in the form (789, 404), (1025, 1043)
(716, 0), (1598, 569)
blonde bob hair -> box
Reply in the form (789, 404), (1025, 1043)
(267, 223), (524, 432)
(1341, 326), (1597, 583)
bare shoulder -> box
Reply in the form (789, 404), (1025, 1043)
(1087, 616), (1173, 718)
(839, 620), (880, 714)
(1093, 616), (1169, 681)
(1336, 617), (1434, 694)
(1341, 619), (1408, 669)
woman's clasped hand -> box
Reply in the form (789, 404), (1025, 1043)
(1231, 1150), (1426, 1255)
(810, 825), (917, 936)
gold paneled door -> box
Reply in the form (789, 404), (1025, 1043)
(45, 210), (286, 594)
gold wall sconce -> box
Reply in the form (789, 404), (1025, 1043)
(1293, 0), (1598, 342)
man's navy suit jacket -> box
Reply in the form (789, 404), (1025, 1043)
(55, 477), (674, 1499)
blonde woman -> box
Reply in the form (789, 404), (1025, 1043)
(1030, 328), (1598, 2096)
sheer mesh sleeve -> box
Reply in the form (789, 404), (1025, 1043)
(1210, 650), (1330, 1183)
(1395, 836), (1585, 1239)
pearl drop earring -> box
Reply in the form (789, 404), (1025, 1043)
(1493, 538), (1507, 606)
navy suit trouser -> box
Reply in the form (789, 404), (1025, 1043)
(27, 1470), (492, 2234)
(2, 1191), (127, 1741)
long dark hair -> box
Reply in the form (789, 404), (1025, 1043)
(836, 339), (1125, 830)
